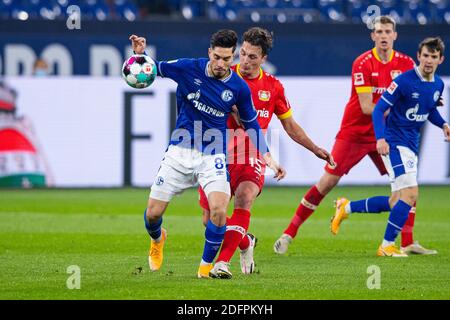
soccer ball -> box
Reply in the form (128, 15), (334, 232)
(122, 54), (157, 89)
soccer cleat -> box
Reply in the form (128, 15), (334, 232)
(197, 264), (213, 279)
(330, 197), (350, 235)
(273, 234), (292, 254)
(377, 244), (408, 257)
(209, 261), (232, 279)
(401, 241), (438, 255)
(240, 233), (257, 274)
(148, 228), (167, 271)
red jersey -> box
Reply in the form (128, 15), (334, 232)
(228, 64), (292, 164)
(336, 48), (414, 143)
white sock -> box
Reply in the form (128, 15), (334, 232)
(382, 239), (395, 248)
(345, 202), (352, 214)
(200, 259), (210, 266)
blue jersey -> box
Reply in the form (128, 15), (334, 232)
(373, 67), (445, 154)
(156, 57), (263, 155)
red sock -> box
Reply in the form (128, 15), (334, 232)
(284, 185), (325, 238)
(239, 233), (250, 251)
(401, 203), (416, 247)
(217, 208), (250, 263)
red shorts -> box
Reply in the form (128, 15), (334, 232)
(324, 138), (387, 177)
(198, 159), (266, 211)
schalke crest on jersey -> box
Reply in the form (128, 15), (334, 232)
(433, 91), (440, 102)
(221, 90), (233, 102)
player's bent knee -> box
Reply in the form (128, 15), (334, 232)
(146, 198), (168, 221)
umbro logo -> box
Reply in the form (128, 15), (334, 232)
(194, 78), (202, 86)
(412, 92), (420, 99)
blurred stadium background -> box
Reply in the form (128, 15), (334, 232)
(0, 1), (449, 188)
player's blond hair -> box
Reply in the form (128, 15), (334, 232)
(373, 15), (396, 31)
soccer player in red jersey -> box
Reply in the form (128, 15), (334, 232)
(199, 27), (335, 279)
(274, 16), (436, 255)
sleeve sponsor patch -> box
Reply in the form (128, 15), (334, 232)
(387, 81), (398, 94)
(353, 72), (364, 86)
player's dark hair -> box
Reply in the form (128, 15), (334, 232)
(418, 37), (445, 57)
(373, 15), (396, 31)
(210, 29), (238, 52)
(242, 27), (273, 56)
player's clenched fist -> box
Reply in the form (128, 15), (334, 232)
(129, 34), (146, 54)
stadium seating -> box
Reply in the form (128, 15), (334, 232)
(0, 0), (448, 23)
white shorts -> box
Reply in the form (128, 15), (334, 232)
(381, 145), (418, 192)
(149, 144), (230, 202)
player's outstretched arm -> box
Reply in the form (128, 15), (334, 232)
(129, 35), (146, 54)
(280, 116), (335, 167)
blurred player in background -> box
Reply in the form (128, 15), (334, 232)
(130, 30), (285, 278)
(274, 15), (435, 255)
(0, 81), (53, 188)
(333, 37), (449, 256)
(198, 27), (334, 279)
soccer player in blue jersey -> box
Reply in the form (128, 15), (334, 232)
(129, 30), (286, 277)
(332, 37), (450, 257)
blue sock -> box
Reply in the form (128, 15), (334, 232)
(143, 209), (162, 240)
(383, 200), (411, 242)
(202, 220), (226, 264)
(350, 196), (390, 213)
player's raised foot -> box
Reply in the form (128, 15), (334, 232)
(273, 234), (292, 254)
(330, 197), (350, 235)
(401, 241), (438, 255)
(197, 263), (213, 279)
(148, 228), (167, 271)
(377, 244), (408, 257)
(209, 261), (232, 279)
(240, 233), (257, 274)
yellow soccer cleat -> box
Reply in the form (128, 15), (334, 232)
(148, 228), (167, 271)
(377, 244), (408, 257)
(197, 263), (213, 279)
(330, 197), (350, 235)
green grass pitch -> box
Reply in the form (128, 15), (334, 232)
(0, 186), (449, 300)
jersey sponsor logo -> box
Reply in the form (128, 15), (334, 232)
(187, 90), (225, 117)
(221, 90), (233, 102)
(354, 72), (364, 86)
(258, 90), (271, 101)
(387, 81), (398, 94)
(187, 90), (201, 101)
(433, 91), (440, 102)
(390, 70), (402, 79)
(256, 108), (270, 118)
(406, 104), (429, 122)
